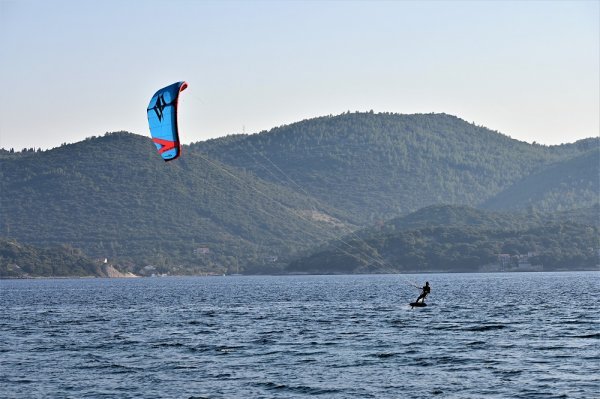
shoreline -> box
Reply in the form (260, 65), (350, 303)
(2, 268), (598, 280)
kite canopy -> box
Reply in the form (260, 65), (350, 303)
(147, 81), (188, 161)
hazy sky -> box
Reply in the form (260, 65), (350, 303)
(0, 0), (598, 150)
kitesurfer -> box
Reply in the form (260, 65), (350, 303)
(415, 281), (430, 303)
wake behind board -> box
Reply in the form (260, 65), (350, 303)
(410, 302), (427, 308)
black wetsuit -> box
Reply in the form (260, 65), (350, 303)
(416, 284), (430, 303)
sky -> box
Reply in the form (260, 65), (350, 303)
(0, 0), (598, 151)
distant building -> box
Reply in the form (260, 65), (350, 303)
(138, 265), (157, 277)
(515, 255), (543, 272)
(493, 253), (542, 272)
(194, 247), (210, 255)
(497, 254), (511, 269)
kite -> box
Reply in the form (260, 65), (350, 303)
(147, 81), (188, 161)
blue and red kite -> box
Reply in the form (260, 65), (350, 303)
(147, 81), (188, 161)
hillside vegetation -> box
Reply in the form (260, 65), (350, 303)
(196, 112), (596, 221)
(482, 149), (599, 211)
(0, 132), (350, 274)
(0, 238), (125, 278)
(288, 205), (600, 274)
(0, 112), (597, 275)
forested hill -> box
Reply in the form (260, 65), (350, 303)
(366, 204), (600, 236)
(288, 205), (600, 274)
(194, 112), (596, 223)
(0, 112), (597, 276)
(482, 148), (600, 211)
(0, 132), (352, 275)
(0, 238), (132, 278)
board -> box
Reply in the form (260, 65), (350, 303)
(410, 302), (427, 308)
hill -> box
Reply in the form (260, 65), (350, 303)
(194, 112), (595, 223)
(287, 205), (600, 274)
(482, 149), (600, 212)
(0, 238), (134, 278)
(0, 132), (351, 275)
(0, 112), (597, 275)
(370, 204), (600, 234)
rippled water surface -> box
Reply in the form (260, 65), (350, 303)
(1, 272), (599, 398)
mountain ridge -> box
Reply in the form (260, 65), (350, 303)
(194, 112), (597, 222)
(1, 112), (597, 275)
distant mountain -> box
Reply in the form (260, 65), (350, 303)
(482, 149), (600, 212)
(374, 205), (521, 232)
(287, 205), (600, 274)
(0, 112), (597, 275)
(372, 204), (600, 234)
(0, 132), (351, 275)
(195, 112), (596, 222)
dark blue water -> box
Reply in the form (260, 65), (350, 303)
(1, 272), (598, 398)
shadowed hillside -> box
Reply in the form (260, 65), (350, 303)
(482, 149), (600, 211)
(288, 205), (599, 274)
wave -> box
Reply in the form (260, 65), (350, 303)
(253, 381), (342, 395)
(574, 333), (600, 339)
(464, 324), (507, 332)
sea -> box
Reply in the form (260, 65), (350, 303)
(0, 272), (598, 399)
